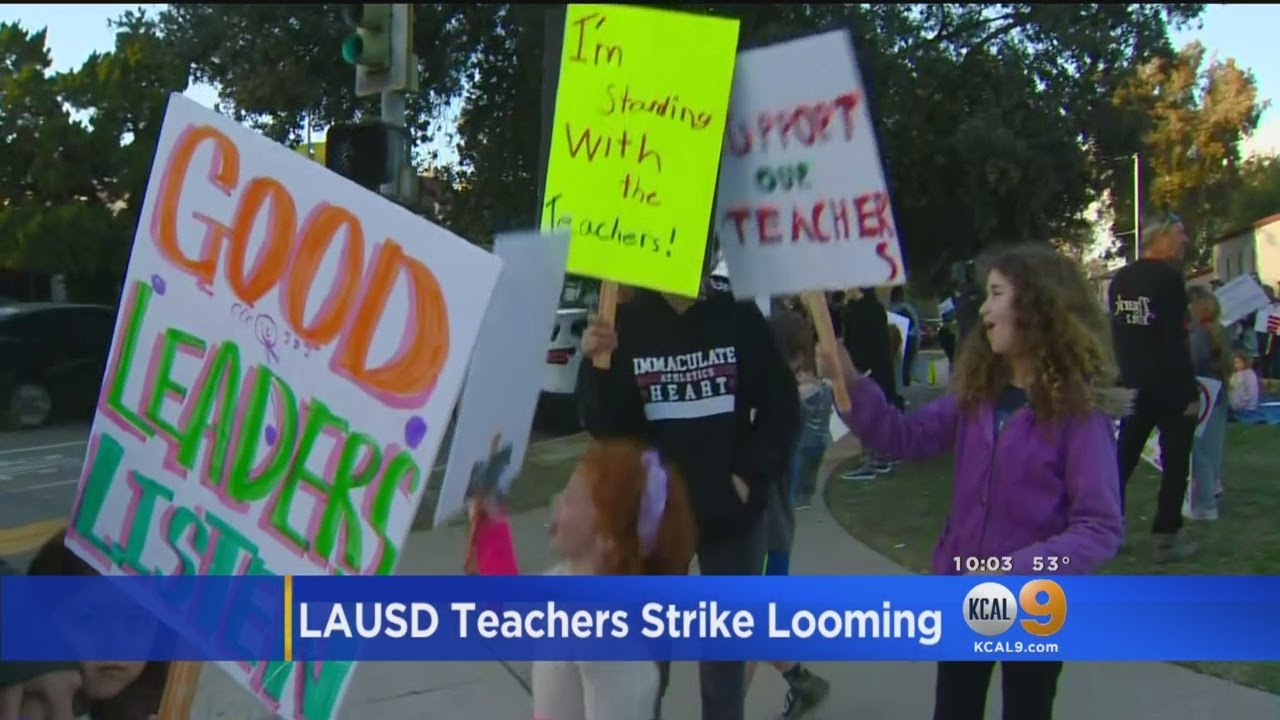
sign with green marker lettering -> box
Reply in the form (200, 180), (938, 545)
(64, 94), (501, 719)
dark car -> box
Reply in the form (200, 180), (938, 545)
(0, 303), (117, 429)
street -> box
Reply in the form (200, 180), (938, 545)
(0, 405), (579, 571)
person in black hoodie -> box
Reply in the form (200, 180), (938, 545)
(1109, 212), (1198, 563)
(576, 255), (800, 720)
(839, 288), (900, 480)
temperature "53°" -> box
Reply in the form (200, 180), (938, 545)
(1032, 556), (1070, 572)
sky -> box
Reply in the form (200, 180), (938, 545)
(2, 3), (1278, 158)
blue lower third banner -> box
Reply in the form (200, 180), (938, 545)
(3, 575), (1279, 662)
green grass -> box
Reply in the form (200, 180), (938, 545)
(825, 423), (1280, 695)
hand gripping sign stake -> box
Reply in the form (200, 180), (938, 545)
(591, 281), (621, 371)
(157, 660), (202, 719)
(801, 291), (851, 414)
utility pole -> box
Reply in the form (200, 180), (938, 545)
(1132, 152), (1141, 259)
(328, 4), (420, 207)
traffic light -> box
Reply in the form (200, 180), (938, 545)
(341, 4), (416, 97)
(341, 4), (390, 69)
(325, 121), (407, 192)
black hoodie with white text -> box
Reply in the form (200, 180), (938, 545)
(576, 290), (800, 544)
(1108, 258), (1199, 413)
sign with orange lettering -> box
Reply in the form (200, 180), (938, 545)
(715, 29), (905, 298)
(63, 93), (502, 720)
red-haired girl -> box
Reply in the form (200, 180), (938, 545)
(470, 438), (696, 720)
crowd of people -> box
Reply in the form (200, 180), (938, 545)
(518, 213), (1255, 720)
(1, 213), (1265, 720)
(489, 237), (1136, 720)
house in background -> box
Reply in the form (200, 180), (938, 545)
(1212, 213), (1280, 291)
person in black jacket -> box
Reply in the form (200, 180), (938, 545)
(839, 288), (900, 480)
(1109, 211), (1198, 563)
(577, 269), (800, 720)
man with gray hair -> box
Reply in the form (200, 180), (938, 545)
(1108, 212), (1199, 562)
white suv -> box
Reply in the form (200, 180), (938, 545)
(541, 280), (596, 403)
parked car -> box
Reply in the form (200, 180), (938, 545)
(0, 303), (117, 429)
(543, 308), (589, 398)
(919, 316), (943, 349)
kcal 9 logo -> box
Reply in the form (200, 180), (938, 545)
(962, 580), (1066, 638)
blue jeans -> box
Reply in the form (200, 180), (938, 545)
(789, 444), (827, 499)
(1190, 387), (1227, 513)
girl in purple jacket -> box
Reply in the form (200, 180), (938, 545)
(826, 244), (1129, 720)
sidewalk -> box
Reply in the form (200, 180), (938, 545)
(196, 434), (1280, 719)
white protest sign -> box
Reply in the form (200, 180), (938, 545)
(829, 411), (850, 443)
(887, 311), (910, 364)
(1215, 274), (1271, 326)
(1140, 432), (1163, 472)
(1255, 306), (1280, 335)
(1128, 375), (1223, 471)
(714, 28), (904, 299)
(435, 230), (571, 525)
(1193, 376), (1222, 438)
(63, 93), (502, 720)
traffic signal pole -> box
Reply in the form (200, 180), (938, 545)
(336, 3), (418, 207)
(380, 86), (407, 201)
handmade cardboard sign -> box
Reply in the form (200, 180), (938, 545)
(435, 230), (572, 525)
(714, 28), (904, 298)
(63, 93), (502, 720)
(541, 3), (739, 297)
(1215, 274), (1270, 326)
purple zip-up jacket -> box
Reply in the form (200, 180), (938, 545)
(839, 374), (1125, 576)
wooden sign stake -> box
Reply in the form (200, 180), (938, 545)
(157, 660), (202, 719)
(591, 281), (620, 370)
(801, 291), (851, 414)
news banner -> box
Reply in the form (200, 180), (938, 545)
(3, 574), (1279, 662)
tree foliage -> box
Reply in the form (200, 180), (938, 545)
(1, 3), (1238, 297)
(0, 10), (193, 299)
(1110, 40), (1265, 266)
(1224, 155), (1280, 229)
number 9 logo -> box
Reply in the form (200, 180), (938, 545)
(1019, 579), (1067, 637)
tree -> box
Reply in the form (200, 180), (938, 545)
(1109, 41), (1264, 267)
(0, 23), (111, 280)
(152, 4), (482, 147)
(1223, 154), (1280, 230)
(143, 3), (1207, 291)
(0, 12), (190, 300)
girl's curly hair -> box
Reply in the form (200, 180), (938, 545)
(951, 243), (1119, 422)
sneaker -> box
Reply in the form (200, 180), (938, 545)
(795, 495), (813, 510)
(778, 667), (830, 718)
(841, 465), (877, 481)
(1152, 531), (1197, 563)
(873, 461), (895, 474)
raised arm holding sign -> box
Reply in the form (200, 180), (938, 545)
(714, 28), (906, 419)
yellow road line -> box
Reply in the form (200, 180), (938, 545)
(0, 518), (68, 557)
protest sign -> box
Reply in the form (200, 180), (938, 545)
(1194, 376), (1222, 438)
(887, 311), (910, 365)
(435, 230), (572, 525)
(714, 28), (904, 299)
(63, 93), (502, 720)
(1131, 375), (1223, 471)
(541, 3), (739, 298)
(829, 410), (849, 443)
(1255, 306), (1280, 335)
(1215, 274), (1270, 326)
